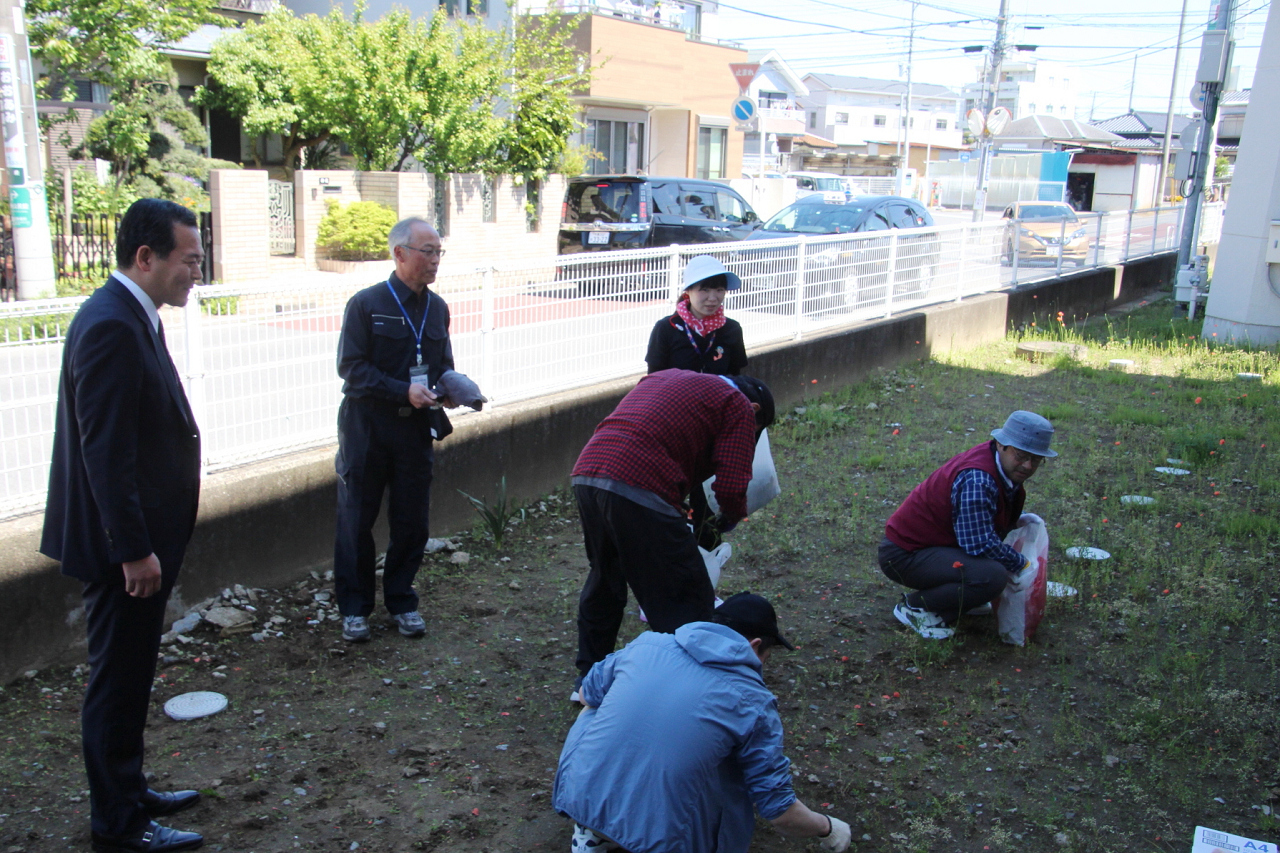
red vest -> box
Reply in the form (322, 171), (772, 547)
(885, 441), (1025, 551)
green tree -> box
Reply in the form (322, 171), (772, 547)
(26, 0), (221, 101)
(498, 13), (592, 181)
(195, 8), (341, 174)
(73, 58), (236, 207)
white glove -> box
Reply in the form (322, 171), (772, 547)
(819, 816), (852, 852)
(1018, 512), (1045, 528)
(1005, 557), (1034, 594)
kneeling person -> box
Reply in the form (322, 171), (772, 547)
(879, 410), (1057, 639)
(554, 593), (851, 853)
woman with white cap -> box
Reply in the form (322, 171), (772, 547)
(644, 255), (748, 376)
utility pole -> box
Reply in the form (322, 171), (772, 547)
(971, 0), (1010, 220)
(0, 0), (55, 299)
(1176, 0), (1235, 273)
(1156, 0), (1191, 207)
(897, 0), (916, 197)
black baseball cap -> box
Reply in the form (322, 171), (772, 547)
(728, 375), (775, 432)
(713, 593), (795, 651)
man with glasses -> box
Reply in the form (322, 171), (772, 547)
(878, 411), (1057, 639)
(333, 217), (454, 643)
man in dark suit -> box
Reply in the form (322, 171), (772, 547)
(41, 199), (206, 852)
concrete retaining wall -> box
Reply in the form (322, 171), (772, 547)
(0, 255), (1174, 682)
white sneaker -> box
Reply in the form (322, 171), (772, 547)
(342, 615), (371, 643)
(392, 611), (426, 638)
(893, 597), (955, 640)
(965, 602), (993, 615)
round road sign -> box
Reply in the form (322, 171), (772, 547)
(732, 97), (756, 123)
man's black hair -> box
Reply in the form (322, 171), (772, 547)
(116, 199), (199, 269)
(728, 374), (775, 434)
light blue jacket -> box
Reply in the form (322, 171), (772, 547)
(553, 622), (796, 853)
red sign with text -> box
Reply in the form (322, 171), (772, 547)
(729, 63), (760, 92)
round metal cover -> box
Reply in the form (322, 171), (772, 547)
(164, 691), (228, 721)
(1065, 546), (1110, 560)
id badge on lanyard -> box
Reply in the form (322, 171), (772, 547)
(409, 364), (431, 388)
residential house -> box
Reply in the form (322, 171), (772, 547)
(738, 49), (807, 176)
(960, 58), (1080, 122)
(798, 73), (964, 178)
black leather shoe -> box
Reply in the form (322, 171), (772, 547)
(140, 789), (201, 817)
(91, 821), (203, 852)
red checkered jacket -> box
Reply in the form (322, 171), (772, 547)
(572, 369), (756, 521)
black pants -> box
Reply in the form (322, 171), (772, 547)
(81, 575), (175, 838)
(574, 485), (714, 677)
(878, 537), (1008, 625)
(334, 397), (433, 617)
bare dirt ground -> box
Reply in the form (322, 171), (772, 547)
(3, 310), (1278, 853)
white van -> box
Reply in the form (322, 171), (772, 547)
(785, 171), (849, 203)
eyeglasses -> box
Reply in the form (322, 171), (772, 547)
(1009, 448), (1045, 467)
(401, 245), (446, 259)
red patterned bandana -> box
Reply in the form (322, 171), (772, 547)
(675, 295), (726, 338)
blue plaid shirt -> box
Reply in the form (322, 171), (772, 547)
(950, 465), (1025, 572)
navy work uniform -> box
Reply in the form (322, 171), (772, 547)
(334, 271), (453, 618)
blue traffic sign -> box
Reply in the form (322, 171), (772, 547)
(731, 97), (756, 123)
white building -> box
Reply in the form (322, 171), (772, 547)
(801, 74), (964, 152)
(961, 59), (1080, 122)
(739, 49), (808, 175)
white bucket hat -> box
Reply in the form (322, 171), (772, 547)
(682, 255), (742, 291)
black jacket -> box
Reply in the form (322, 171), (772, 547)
(41, 276), (201, 581)
(645, 314), (747, 375)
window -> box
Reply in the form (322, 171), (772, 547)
(1061, 106), (1069, 117)
(936, 118), (948, 130)
(586, 119), (645, 175)
(681, 188), (716, 219)
(809, 112), (817, 129)
(696, 126), (727, 180)
(835, 112), (849, 125)
(1045, 105), (1054, 115)
(715, 190), (749, 224)
(1027, 103), (1036, 114)
(873, 114), (886, 127)
(760, 91), (788, 107)
(439, 0), (486, 15)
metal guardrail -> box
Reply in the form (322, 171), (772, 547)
(0, 204), (1196, 519)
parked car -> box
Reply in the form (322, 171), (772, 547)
(557, 176), (761, 255)
(1001, 201), (1090, 266)
(786, 171), (849, 202)
(736, 195), (940, 312)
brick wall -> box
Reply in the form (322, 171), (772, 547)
(209, 170), (270, 283)
(210, 169), (566, 283)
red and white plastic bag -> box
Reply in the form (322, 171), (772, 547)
(994, 517), (1049, 646)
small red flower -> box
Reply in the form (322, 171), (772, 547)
(1175, 522), (1182, 528)
(952, 560), (964, 568)
(1194, 397), (1202, 404)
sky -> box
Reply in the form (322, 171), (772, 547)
(709, 0), (1270, 122)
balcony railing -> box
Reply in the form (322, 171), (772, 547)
(218, 0), (274, 13)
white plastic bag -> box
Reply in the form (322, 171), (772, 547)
(704, 429), (782, 516)
(994, 518), (1049, 646)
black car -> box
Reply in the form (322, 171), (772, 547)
(737, 195), (940, 313)
(558, 176), (761, 255)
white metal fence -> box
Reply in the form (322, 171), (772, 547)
(0, 204), (1199, 519)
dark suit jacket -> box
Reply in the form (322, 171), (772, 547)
(41, 276), (201, 583)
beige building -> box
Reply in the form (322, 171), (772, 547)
(561, 9), (747, 179)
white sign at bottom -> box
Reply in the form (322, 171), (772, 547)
(1191, 825), (1276, 853)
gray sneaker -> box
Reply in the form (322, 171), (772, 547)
(342, 615), (371, 643)
(393, 611), (426, 638)
(893, 597), (955, 640)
